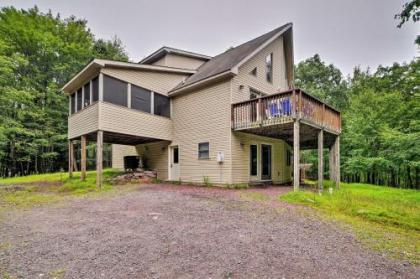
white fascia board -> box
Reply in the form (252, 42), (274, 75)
(231, 25), (292, 74)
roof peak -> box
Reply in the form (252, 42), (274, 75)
(139, 46), (212, 64)
(170, 22), (293, 94)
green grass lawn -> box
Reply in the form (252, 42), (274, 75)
(280, 181), (420, 264)
(0, 169), (122, 208)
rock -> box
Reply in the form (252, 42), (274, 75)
(110, 170), (158, 185)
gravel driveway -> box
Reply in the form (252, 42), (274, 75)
(0, 184), (417, 278)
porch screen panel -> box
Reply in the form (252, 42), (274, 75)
(76, 88), (82, 111)
(92, 76), (99, 102)
(103, 75), (127, 107)
(70, 93), (75, 114)
(131, 85), (151, 113)
(83, 82), (90, 107)
(154, 93), (170, 117)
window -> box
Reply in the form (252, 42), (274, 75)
(250, 145), (258, 176)
(198, 142), (209, 159)
(131, 85), (151, 113)
(76, 88), (82, 111)
(103, 75), (127, 107)
(154, 93), (170, 117)
(92, 76), (99, 102)
(250, 88), (265, 100)
(83, 82), (90, 107)
(265, 53), (273, 83)
(70, 93), (75, 114)
(286, 150), (291, 166)
(173, 147), (179, 164)
(250, 67), (257, 76)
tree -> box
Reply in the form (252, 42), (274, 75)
(295, 54), (419, 188)
(395, 0), (420, 45)
(0, 6), (128, 177)
(94, 37), (129, 61)
(294, 54), (348, 110)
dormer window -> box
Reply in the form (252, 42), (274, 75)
(265, 53), (273, 83)
(250, 67), (257, 77)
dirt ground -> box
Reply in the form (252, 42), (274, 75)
(0, 184), (418, 279)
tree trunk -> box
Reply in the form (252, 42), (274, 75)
(10, 141), (16, 177)
(390, 168), (396, 187)
(407, 166), (412, 188)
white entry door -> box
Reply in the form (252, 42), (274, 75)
(170, 146), (180, 181)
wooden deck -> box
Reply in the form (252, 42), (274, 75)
(231, 89), (341, 149)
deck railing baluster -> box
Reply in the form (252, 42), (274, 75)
(231, 89), (340, 133)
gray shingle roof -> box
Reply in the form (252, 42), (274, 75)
(170, 23), (292, 92)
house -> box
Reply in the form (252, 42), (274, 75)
(62, 23), (341, 190)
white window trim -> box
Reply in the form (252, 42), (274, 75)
(198, 142), (210, 160)
(127, 83), (132, 109)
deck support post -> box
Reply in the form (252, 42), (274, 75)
(293, 119), (300, 191)
(329, 143), (335, 184)
(335, 135), (340, 189)
(80, 135), (87, 181)
(68, 140), (74, 178)
(96, 130), (103, 188)
(318, 129), (324, 192)
(329, 135), (340, 189)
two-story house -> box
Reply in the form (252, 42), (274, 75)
(62, 23), (341, 190)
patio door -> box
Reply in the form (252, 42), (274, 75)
(261, 144), (272, 180)
(170, 146), (180, 181)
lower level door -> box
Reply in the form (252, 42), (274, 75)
(261, 144), (272, 180)
(170, 146), (180, 181)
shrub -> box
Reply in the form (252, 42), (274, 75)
(225, 183), (249, 189)
(203, 176), (212, 187)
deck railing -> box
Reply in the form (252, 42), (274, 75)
(231, 89), (341, 133)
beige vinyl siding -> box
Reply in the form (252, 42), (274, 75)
(99, 102), (172, 141)
(112, 144), (138, 169)
(231, 132), (292, 184)
(152, 53), (206, 70)
(101, 68), (188, 95)
(164, 53), (206, 70)
(136, 141), (170, 180)
(171, 81), (232, 184)
(231, 36), (288, 103)
(68, 102), (99, 139)
(152, 56), (167, 67)
(68, 102), (172, 141)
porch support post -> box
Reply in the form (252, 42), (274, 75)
(335, 135), (340, 189)
(68, 140), (74, 178)
(318, 129), (324, 192)
(293, 119), (300, 191)
(80, 135), (87, 181)
(72, 142), (78, 172)
(96, 130), (103, 188)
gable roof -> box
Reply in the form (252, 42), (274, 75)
(139, 46), (212, 64)
(169, 23), (293, 94)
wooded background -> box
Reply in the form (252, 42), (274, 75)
(0, 6), (418, 188)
